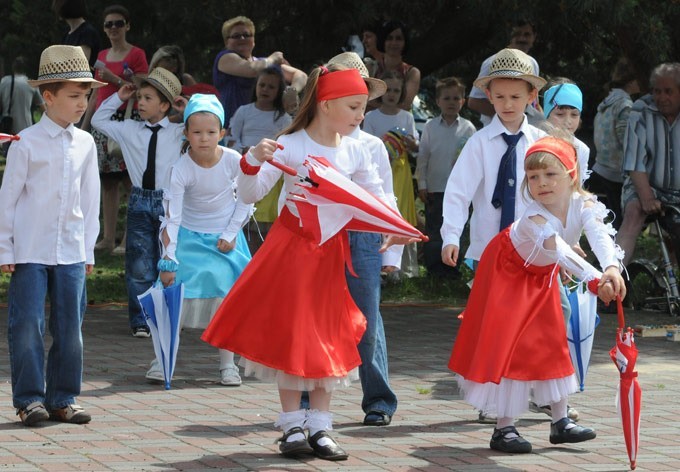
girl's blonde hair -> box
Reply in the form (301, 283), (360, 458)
(520, 149), (591, 202)
(278, 63), (350, 137)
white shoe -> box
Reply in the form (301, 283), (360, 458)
(145, 359), (165, 382)
(220, 366), (242, 386)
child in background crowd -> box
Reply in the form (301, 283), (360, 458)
(542, 81), (590, 184)
(228, 67), (292, 253)
(416, 77), (476, 276)
(147, 94), (252, 386)
(363, 71), (419, 277)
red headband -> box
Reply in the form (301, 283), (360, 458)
(525, 137), (578, 180)
(316, 68), (368, 102)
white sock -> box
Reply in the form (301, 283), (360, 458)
(305, 410), (334, 445)
(550, 398), (572, 427)
(219, 349), (236, 370)
(495, 417), (516, 436)
(275, 409), (307, 442)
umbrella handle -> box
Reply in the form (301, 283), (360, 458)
(0, 133), (20, 143)
(266, 159), (298, 177)
(616, 295), (625, 329)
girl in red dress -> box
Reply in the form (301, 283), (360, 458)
(202, 65), (413, 461)
(449, 137), (626, 454)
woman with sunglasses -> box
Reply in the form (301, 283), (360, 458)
(82, 4), (148, 254)
(213, 16), (307, 128)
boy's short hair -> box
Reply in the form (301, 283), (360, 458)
(52, 0), (87, 19)
(436, 77), (465, 99)
(610, 57), (637, 89)
(39, 81), (90, 96)
(102, 4), (130, 22)
(221, 16), (255, 44)
(139, 83), (171, 107)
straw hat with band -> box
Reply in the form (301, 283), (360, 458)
(133, 67), (182, 103)
(28, 45), (106, 88)
(326, 52), (387, 100)
(473, 48), (546, 91)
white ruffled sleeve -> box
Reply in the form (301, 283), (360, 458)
(581, 197), (625, 271)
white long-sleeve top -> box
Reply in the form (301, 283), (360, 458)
(441, 114), (547, 260)
(164, 147), (253, 262)
(0, 114), (100, 265)
(510, 193), (623, 279)
(228, 103), (292, 151)
(239, 129), (387, 218)
(92, 93), (184, 190)
(351, 127), (403, 268)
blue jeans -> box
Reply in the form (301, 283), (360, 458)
(8, 263), (86, 409)
(347, 231), (397, 416)
(126, 187), (164, 329)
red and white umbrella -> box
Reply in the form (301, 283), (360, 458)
(269, 155), (427, 245)
(0, 133), (20, 143)
(610, 296), (641, 470)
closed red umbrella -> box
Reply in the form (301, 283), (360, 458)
(0, 133), (20, 143)
(268, 155), (427, 245)
(610, 296), (641, 470)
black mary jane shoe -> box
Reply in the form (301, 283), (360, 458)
(549, 417), (597, 444)
(489, 426), (532, 453)
(277, 426), (314, 457)
(363, 410), (392, 426)
(308, 430), (349, 461)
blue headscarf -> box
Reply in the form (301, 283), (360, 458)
(183, 93), (225, 126)
(543, 83), (583, 119)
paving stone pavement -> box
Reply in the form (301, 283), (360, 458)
(0, 302), (678, 471)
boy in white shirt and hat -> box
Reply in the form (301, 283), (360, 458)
(0, 45), (103, 426)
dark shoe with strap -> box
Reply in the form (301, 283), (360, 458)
(490, 426), (532, 453)
(363, 410), (392, 426)
(277, 426), (314, 457)
(308, 430), (349, 461)
(549, 417), (596, 444)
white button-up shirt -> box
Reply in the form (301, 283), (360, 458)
(0, 114), (100, 265)
(441, 114), (546, 260)
(92, 93), (184, 190)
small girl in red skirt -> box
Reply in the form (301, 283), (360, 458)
(202, 64), (413, 461)
(449, 136), (626, 454)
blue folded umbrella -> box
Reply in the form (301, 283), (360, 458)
(138, 282), (184, 390)
(565, 283), (600, 391)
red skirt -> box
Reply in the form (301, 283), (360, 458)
(448, 228), (574, 383)
(202, 207), (366, 378)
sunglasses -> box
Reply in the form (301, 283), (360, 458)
(228, 32), (253, 40)
(104, 20), (127, 29)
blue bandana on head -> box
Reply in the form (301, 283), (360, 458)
(543, 83), (583, 119)
(184, 93), (225, 126)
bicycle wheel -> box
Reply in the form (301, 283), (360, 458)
(626, 259), (668, 311)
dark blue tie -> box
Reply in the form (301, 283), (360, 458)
(491, 132), (523, 231)
(142, 124), (162, 190)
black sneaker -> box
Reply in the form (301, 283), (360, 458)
(131, 326), (151, 338)
(549, 417), (596, 444)
(490, 426), (532, 453)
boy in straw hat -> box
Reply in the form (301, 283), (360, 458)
(0, 45), (104, 426)
(92, 67), (186, 338)
(440, 47), (554, 431)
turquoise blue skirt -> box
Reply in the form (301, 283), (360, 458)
(175, 226), (251, 299)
